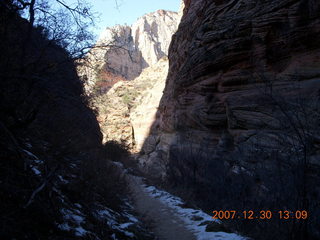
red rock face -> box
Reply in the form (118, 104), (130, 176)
(78, 10), (180, 94)
(140, 1), (320, 238)
(156, 0), (320, 144)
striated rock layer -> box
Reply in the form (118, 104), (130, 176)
(139, 0), (320, 238)
(142, 0), (320, 173)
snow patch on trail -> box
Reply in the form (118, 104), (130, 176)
(144, 185), (246, 240)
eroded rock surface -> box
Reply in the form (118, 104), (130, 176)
(141, 0), (320, 174)
(91, 58), (169, 149)
(78, 10), (179, 93)
(139, 1), (320, 238)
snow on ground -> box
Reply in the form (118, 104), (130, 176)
(31, 167), (41, 175)
(22, 149), (39, 160)
(96, 206), (139, 238)
(58, 207), (89, 237)
(58, 201), (140, 238)
(58, 175), (69, 184)
(22, 148), (43, 176)
(143, 184), (247, 240)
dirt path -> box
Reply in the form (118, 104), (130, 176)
(127, 175), (196, 240)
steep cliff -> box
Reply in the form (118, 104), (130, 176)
(139, 0), (320, 239)
(78, 10), (179, 93)
(86, 8), (183, 149)
(131, 10), (179, 68)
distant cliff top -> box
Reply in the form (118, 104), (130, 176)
(78, 8), (181, 92)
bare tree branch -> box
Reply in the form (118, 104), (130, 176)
(24, 167), (57, 208)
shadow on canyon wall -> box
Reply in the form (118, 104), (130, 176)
(138, 0), (320, 240)
(0, 4), (141, 239)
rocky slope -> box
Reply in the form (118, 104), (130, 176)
(86, 7), (184, 150)
(91, 57), (169, 150)
(138, 0), (320, 239)
(78, 10), (180, 93)
(0, 4), (152, 239)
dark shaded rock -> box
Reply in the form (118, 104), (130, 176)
(139, 0), (320, 239)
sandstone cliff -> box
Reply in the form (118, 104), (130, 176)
(78, 10), (179, 93)
(139, 0), (320, 239)
(92, 57), (168, 149)
(142, 0), (320, 174)
(86, 8), (183, 149)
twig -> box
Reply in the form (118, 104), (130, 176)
(24, 168), (57, 208)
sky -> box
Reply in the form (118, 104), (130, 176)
(65, 0), (181, 37)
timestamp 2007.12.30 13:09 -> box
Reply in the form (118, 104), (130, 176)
(212, 210), (308, 220)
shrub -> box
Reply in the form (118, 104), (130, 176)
(103, 141), (137, 169)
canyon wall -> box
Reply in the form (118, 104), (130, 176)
(139, 0), (320, 238)
(142, 0), (320, 176)
(92, 57), (169, 149)
(78, 10), (180, 93)
(87, 8), (183, 148)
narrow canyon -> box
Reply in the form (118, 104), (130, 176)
(1, 0), (319, 240)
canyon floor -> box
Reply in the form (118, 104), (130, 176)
(123, 165), (245, 240)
